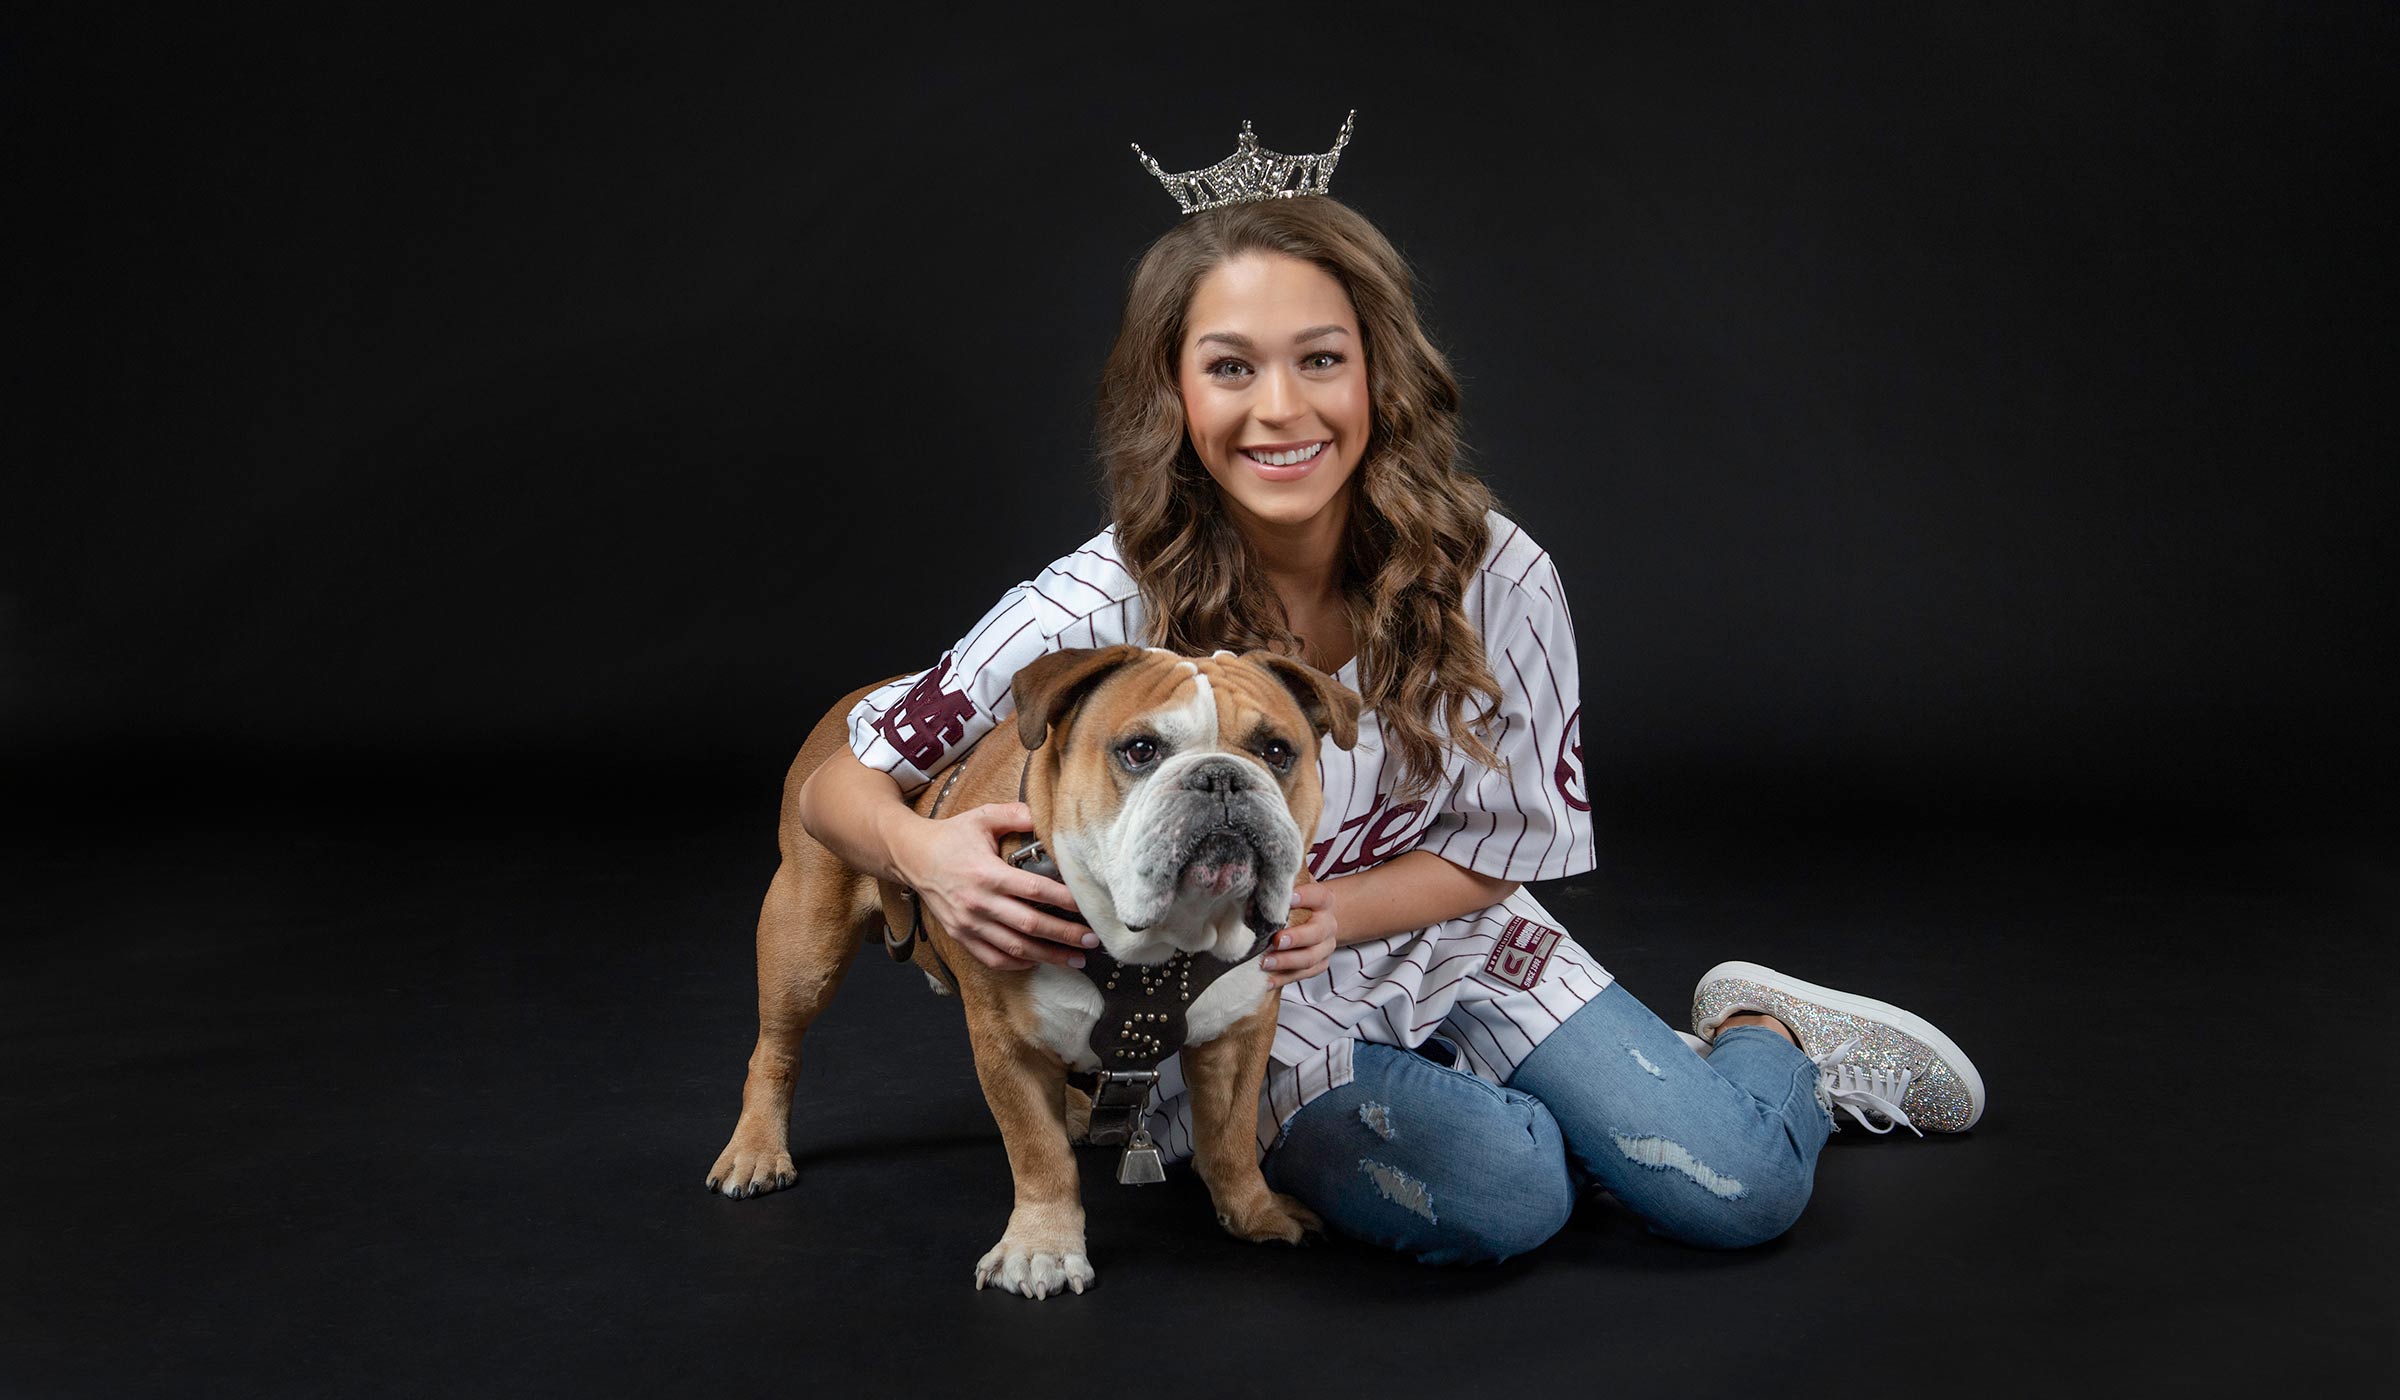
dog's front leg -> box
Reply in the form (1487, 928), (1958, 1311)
(1180, 995), (1324, 1245)
(965, 1021), (1093, 1299)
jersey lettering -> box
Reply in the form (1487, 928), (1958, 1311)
(1308, 792), (1429, 880)
(874, 652), (977, 771)
(1554, 704), (1588, 812)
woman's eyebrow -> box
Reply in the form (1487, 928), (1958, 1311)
(1193, 325), (1353, 351)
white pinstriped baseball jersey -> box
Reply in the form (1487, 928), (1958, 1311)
(847, 509), (1606, 1160)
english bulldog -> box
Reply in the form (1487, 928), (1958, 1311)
(705, 644), (1360, 1299)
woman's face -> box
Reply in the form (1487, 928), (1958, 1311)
(1176, 252), (1370, 535)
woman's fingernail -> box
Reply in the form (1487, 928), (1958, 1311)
(1069, 956), (1085, 969)
(1262, 956), (1278, 970)
(1276, 934), (1290, 949)
(1080, 933), (1100, 947)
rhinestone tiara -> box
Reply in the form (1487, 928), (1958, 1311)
(1130, 111), (1357, 216)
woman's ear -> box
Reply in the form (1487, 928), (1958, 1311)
(1012, 645), (1149, 750)
(1238, 650), (1362, 752)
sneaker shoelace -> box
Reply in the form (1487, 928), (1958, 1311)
(1809, 1035), (1923, 1137)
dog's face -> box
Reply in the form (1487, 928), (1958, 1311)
(1013, 647), (1359, 961)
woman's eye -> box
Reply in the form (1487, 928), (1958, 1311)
(1260, 739), (1296, 772)
(1304, 351), (1343, 371)
(1119, 737), (1161, 769)
(1206, 358), (1253, 381)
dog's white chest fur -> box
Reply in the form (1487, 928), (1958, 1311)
(1026, 957), (1271, 1072)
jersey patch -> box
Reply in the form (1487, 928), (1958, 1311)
(874, 652), (976, 771)
(1483, 915), (1562, 991)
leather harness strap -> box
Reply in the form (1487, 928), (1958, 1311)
(884, 760), (972, 992)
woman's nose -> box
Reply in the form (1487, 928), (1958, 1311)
(1254, 364), (1300, 424)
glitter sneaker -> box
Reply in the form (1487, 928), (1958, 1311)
(1691, 961), (1986, 1134)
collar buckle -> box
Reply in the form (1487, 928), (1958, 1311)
(1075, 1069), (1167, 1186)
(1077, 1068), (1159, 1146)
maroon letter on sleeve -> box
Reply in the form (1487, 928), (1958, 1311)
(874, 653), (977, 771)
(1553, 705), (1588, 812)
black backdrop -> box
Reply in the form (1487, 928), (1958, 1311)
(7, 8), (2399, 1391)
(8, 4), (2395, 833)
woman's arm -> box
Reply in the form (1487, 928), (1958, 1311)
(795, 747), (1097, 972)
(794, 745), (927, 884)
(1264, 850), (1519, 987)
(1326, 849), (1518, 946)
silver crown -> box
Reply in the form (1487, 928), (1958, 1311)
(1130, 111), (1357, 215)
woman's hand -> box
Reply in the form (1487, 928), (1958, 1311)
(1261, 878), (1339, 988)
(891, 802), (1098, 972)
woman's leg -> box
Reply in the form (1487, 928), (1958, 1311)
(1261, 1039), (1577, 1265)
(1503, 979), (1830, 1249)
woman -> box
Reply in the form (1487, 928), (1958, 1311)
(796, 184), (1985, 1265)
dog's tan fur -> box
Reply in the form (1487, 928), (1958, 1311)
(706, 647), (1359, 1295)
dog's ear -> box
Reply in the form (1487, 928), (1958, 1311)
(1238, 650), (1362, 752)
(1013, 645), (1149, 751)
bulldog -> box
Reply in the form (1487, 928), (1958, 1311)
(705, 644), (1360, 1299)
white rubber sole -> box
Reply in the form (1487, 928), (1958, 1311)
(1696, 960), (1987, 1130)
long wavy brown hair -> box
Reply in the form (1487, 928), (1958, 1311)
(1096, 197), (1506, 802)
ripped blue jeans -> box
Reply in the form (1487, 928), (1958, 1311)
(1259, 979), (1830, 1264)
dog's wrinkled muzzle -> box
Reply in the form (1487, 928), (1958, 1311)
(1177, 828), (1257, 898)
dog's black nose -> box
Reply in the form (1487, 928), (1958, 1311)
(1181, 760), (1246, 796)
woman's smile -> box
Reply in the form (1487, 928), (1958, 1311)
(1238, 439), (1331, 478)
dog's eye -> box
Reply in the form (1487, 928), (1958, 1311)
(1119, 737), (1161, 770)
(1259, 739), (1297, 773)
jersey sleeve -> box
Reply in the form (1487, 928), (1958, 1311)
(1417, 552), (1597, 883)
(845, 582), (1068, 798)
(843, 535), (1143, 797)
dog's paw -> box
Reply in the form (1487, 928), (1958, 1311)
(1216, 1190), (1324, 1246)
(973, 1236), (1095, 1300)
(705, 1134), (797, 1199)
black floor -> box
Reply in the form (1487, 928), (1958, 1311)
(4, 796), (2391, 1395)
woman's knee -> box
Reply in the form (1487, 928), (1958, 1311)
(1265, 1048), (1576, 1265)
(1637, 1149), (1814, 1251)
(1407, 1100), (1574, 1263)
